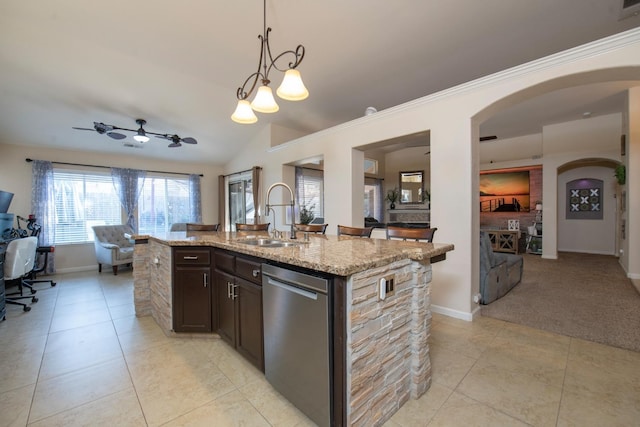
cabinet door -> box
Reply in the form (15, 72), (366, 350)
(236, 277), (264, 371)
(215, 269), (236, 346)
(173, 266), (211, 332)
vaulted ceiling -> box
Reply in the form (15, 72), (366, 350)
(1, 1), (639, 165)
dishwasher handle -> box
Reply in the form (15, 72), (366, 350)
(265, 276), (318, 301)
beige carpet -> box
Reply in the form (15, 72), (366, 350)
(481, 252), (640, 353)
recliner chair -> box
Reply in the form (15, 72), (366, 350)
(479, 231), (523, 304)
(92, 225), (135, 275)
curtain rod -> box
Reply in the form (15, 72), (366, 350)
(25, 158), (203, 177)
(223, 166), (261, 178)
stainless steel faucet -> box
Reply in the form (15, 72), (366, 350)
(265, 182), (297, 239)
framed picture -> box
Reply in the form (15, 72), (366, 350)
(480, 170), (530, 213)
(508, 219), (520, 231)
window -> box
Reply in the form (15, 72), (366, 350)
(295, 167), (324, 220)
(53, 170), (122, 244)
(137, 176), (192, 235)
(228, 172), (254, 226)
(364, 177), (383, 221)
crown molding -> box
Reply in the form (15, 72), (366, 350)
(269, 27), (640, 153)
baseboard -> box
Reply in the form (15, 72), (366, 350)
(557, 248), (616, 256)
(431, 304), (473, 322)
(541, 254), (558, 260)
(628, 273), (640, 280)
(54, 265), (98, 274)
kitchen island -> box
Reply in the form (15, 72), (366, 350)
(130, 230), (453, 426)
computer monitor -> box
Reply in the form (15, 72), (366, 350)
(0, 190), (13, 214)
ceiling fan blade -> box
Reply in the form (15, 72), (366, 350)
(168, 142), (182, 148)
(107, 132), (127, 140)
(72, 127), (96, 132)
(181, 137), (197, 144)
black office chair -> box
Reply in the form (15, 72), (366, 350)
(4, 236), (40, 312)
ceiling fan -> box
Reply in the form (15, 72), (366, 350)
(73, 119), (198, 147)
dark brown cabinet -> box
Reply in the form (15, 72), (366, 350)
(214, 250), (264, 371)
(172, 247), (213, 332)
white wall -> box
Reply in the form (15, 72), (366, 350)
(541, 113), (623, 259)
(626, 87), (640, 279)
(557, 166), (617, 254)
(0, 142), (223, 273)
(383, 146), (431, 222)
(480, 134), (543, 164)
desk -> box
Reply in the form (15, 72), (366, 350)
(484, 230), (519, 254)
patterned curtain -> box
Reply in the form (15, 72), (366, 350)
(31, 160), (56, 273)
(111, 168), (146, 231)
(252, 166), (261, 222)
(189, 174), (202, 223)
(374, 178), (384, 222)
(218, 175), (226, 231)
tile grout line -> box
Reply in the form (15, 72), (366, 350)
(554, 337), (574, 427)
(103, 275), (152, 427)
(26, 282), (60, 426)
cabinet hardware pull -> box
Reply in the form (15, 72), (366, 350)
(227, 281), (233, 299)
(203, 273), (208, 287)
(183, 256), (198, 260)
(252, 269), (260, 277)
(232, 284), (239, 300)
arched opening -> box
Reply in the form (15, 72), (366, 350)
(472, 67), (638, 348)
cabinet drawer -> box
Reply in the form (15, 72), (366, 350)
(174, 248), (211, 265)
(214, 250), (235, 274)
(236, 257), (262, 285)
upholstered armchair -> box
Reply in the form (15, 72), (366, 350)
(92, 225), (135, 275)
(479, 231), (523, 304)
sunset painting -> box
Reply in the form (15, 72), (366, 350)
(480, 171), (530, 212)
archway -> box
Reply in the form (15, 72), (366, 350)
(472, 66), (639, 259)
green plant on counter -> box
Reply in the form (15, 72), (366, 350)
(386, 188), (399, 206)
(421, 189), (430, 203)
(615, 164), (626, 185)
(299, 204), (315, 224)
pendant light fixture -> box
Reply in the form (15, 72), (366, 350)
(231, 0), (308, 124)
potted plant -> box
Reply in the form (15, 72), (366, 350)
(615, 164), (626, 185)
(386, 188), (399, 209)
(299, 204), (315, 224)
(421, 189), (430, 207)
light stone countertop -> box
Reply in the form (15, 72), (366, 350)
(131, 231), (454, 276)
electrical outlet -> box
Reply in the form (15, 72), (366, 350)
(383, 274), (395, 297)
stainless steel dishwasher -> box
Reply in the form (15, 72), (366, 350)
(262, 263), (331, 427)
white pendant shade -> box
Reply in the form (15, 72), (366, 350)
(251, 86), (279, 113)
(277, 69), (309, 101)
(133, 134), (150, 143)
(231, 100), (258, 124)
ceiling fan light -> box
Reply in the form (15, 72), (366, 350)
(277, 69), (309, 101)
(251, 85), (279, 113)
(231, 100), (258, 124)
(133, 133), (150, 143)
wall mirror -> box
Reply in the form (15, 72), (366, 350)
(399, 171), (424, 204)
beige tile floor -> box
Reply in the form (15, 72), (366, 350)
(1, 271), (639, 426)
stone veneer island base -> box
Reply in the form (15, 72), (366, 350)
(131, 231), (453, 426)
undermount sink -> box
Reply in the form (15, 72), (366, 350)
(237, 238), (304, 248)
